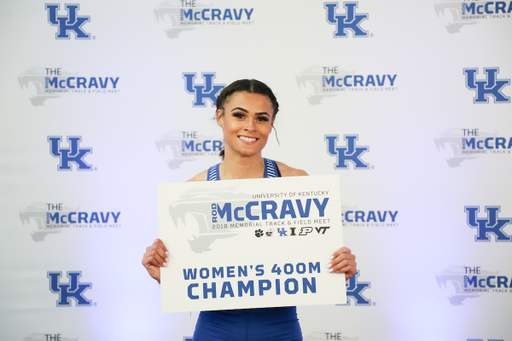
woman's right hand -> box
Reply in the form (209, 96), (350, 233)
(142, 238), (169, 284)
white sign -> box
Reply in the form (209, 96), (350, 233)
(158, 175), (346, 313)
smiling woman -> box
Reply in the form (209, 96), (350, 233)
(142, 79), (357, 341)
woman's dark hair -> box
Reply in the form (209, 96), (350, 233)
(216, 79), (279, 158)
(217, 79), (279, 118)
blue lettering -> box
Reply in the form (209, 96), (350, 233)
(68, 212), (76, 224)
(89, 77), (98, 88)
(182, 9), (193, 20)
(99, 78), (108, 88)
(78, 212), (87, 223)
(203, 282), (216, 299)
(183, 268), (197, 280)
(344, 75), (352, 87)
(325, 75), (335, 87)
(365, 75), (375, 86)
(496, 137), (506, 149)
(245, 8), (254, 20)
(213, 140), (222, 151)
(303, 277), (317, 293)
(313, 198), (329, 217)
(110, 77), (119, 88)
(212, 267), (223, 278)
(188, 283), (199, 299)
(199, 268), (209, 279)
(77, 77), (86, 88)
(47, 212), (59, 224)
(296, 199), (311, 218)
(367, 211), (376, 222)
(67, 77), (75, 89)
(345, 211), (353, 222)
(217, 203), (232, 221)
(223, 9), (233, 20)
(258, 279), (271, 295)
(212, 9), (221, 20)
(246, 201), (258, 220)
(183, 140), (194, 152)
(220, 282), (234, 298)
(238, 266), (248, 277)
(354, 75), (364, 87)
(376, 75), (386, 86)
(280, 200), (297, 219)
(47, 77), (58, 88)
(284, 278), (298, 294)
(234, 207), (244, 221)
(388, 74), (397, 86)
(261, 200), (278, 220)
(238, 280), (254, 296)
(389, 211), (398, 222)
(202, 9), (209, 20)
(90, 212), (99, 223)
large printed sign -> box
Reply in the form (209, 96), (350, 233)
(158, 175), (346, 313)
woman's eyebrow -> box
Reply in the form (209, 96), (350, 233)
(230, 107), (270, 117)
(231, 107), (248, 112)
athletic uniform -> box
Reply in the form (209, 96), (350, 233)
(193, 158), (303, 341)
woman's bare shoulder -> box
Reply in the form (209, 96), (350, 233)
(187, 169), (208, 182)
(275, 161), (308, 177)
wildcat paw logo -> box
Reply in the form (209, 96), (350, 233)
(45, 3), (91, 40)
(48, 136), (93, 171)
(296, 66), (397, 105)
(437, 266), (511, 306)
(155, 0), (254, 39)
(325, 134), (370, 170)
(465, 206), (512, 242)
(435, 128), (512, 168)
(48, 271), (92, 307)
(19, 67), (120, 106)
(324, 2), (370, 38)
(19, 202), (122, 242)
(156, 131), (223, 169)
(183, 73), (225, 107)
(434, 1), (512, 34)
(464, 68), (510, 104)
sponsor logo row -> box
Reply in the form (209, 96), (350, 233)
(43, 128), (512, 173)
(42, 1), (512, 40)
(19, 68), (511, 107)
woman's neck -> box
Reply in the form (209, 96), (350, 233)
(220, 153), (265, 180)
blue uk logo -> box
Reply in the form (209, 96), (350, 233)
(48, 136), (93, 171)
(324, 2), (369, 38)
(325, 134), (369, 169)
(183, 73), (225, 107)
(340, 271), (371, 306)
(465, 206), (512, 242)
(48, 271), (92, 307)
(45, 3), (91, 40)
(464, 68), (511, 104)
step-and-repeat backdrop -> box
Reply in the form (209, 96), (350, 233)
(1, 1), (511, 340)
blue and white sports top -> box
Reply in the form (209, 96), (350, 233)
(206, 158), (281, 181)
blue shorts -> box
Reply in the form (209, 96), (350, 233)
(193, 307), (302, 341)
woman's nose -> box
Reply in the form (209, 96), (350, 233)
(244, 119), (256, 131)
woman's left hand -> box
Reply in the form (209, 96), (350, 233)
(328, 247), (357, 281)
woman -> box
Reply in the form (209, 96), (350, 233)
(142, 79), (357, 340)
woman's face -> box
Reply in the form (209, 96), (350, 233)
(217, 91), (274, 159)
